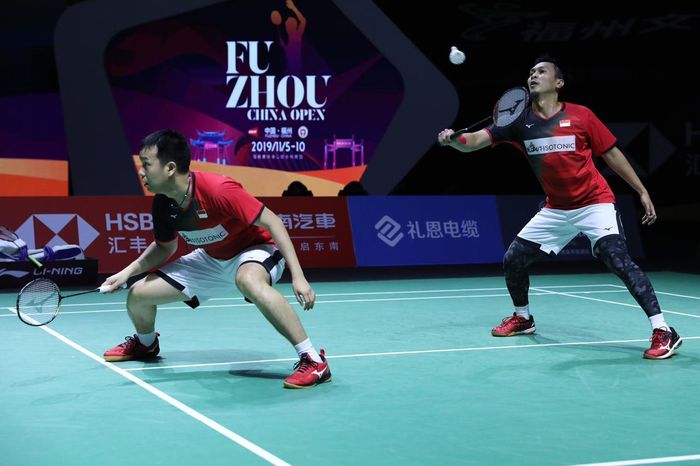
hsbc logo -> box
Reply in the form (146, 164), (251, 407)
(375, 215), (403, 247)
(15, 214), (99, 250)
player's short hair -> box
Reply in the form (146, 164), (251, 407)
(533, 54), (565, 81)
(141, 129), (191, 173)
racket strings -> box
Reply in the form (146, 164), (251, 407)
(494, 87), (529, 127)
(17, 278), (60, 316)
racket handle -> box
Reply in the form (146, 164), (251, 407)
(449, 128), (469, 141)
(99, 283), (128, 293)
(28, 255), (44, 268)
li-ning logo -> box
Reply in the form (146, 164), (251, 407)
(34, 267), (84, 276)
(375, 215), (404, 247)
(0, 268), (29, 279)
(524, 136), (576, 155)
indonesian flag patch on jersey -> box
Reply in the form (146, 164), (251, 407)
(560, 119), (571, 127)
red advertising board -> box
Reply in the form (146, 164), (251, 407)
(2, 196), (355, 273)
(1, 196), (189, 274)
(262, 197), (357, 268)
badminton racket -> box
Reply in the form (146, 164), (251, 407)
(16, 278), (126, 327)
(450, 86), (530, 140)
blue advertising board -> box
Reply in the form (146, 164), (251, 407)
(347, 196), (504, 266)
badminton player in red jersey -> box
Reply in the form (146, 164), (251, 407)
(438, 56), (681, 359)
(101, 130), (331, 387)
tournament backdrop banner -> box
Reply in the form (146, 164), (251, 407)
(347, 196), (504, 266)
(105, 0), (403, 196)
(1, 196), (354, 274)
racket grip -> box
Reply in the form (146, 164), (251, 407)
(28, 255), (44, 268)
(99, 283), (128, 293)
(449, 128), (468, 141)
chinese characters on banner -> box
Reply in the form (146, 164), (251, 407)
(3, 196), (357, 273)
(262, 197), (356, 268)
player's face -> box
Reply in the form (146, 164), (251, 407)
(528, 62), (563, 96)
(138, 146), (168, 193)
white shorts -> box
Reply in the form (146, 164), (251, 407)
(155, 244), (286, 308)
(517, 203), (623, 256)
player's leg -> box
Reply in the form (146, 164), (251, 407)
(492, 237), (543, 336)
(104, 273), (189, 362)
(104, 250), (204, 362)
(579, 204), (682, 359)
(236, 262), (308, 344)
(126, 273), (190, 333)
(234, 245), (330, 388)
(593, 235), (681, 358)
(493, 207), (576, 337)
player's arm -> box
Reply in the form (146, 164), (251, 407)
(437, 128), (492, 153)
(601, 146), (657, 226)
(101, 239), (179, 291)
(255, 206), (315, 310)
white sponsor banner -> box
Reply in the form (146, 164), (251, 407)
(178, 225), (229, 246)
(524, 135), (576, 155)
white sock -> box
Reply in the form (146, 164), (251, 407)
(514, 305), (530, 319)
(137, 331), (157, 346)
(294, 338), (322, 363)
(649, 314), (669, 331)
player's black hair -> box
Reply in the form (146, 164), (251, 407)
(533, 54), (566, 81)
(140, 129), (191, 173)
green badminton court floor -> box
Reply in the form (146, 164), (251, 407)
(2, 271), (699, 466)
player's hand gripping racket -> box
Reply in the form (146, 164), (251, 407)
(16, 278), (126, 327)
(450, 86), (530, 140)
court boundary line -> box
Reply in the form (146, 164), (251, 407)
(0, 290), (632, 318)
(4, 306), (291, 466)
(122, 336), (700, 372)
(532, 287), (700, 319)
(606, 284), (700, 301)
(569, 452), (700, 465)
(2, 285), (698, 319)
(0, 283), (621, 309)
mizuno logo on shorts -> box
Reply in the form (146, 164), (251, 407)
(179, 225), (229, 245)
(524, 135), (576, 155)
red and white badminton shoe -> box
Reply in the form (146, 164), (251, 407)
(104, 333), (160, 362)
(283, 349), (332, 389)
(491, 313), (536, 337)
(644, 327), (682, 360)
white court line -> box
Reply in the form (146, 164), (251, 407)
(607, 284), (700, 301)
(123, 336), (700, 372)
(569, 453), (700, 465)
(3, 283), (620, 308)
(656, 291), (700, 301)
(5, 306), (290, 466)
(532, 287), (700, 319)
(0, 290), (634, 319)
(218, 283), (619, 299)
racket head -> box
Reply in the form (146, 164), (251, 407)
(16, 278), (61, 326)
(492, 86), (530, 127)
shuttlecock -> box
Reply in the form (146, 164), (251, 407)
(449, 46), (466, 65)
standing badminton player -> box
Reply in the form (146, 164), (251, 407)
(437, 56), (681, 359)
(101, 129), (331, 388)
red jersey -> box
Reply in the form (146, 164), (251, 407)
(485, 102), (617, 209)
(152, 171), (274, 259)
